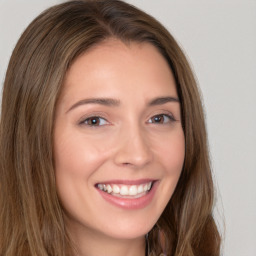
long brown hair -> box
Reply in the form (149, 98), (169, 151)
(0, 0), (221, 255)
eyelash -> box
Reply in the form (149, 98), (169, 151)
(148, 114), (176, 124)
(79, 116), (109, 126)
(79, 113), (176, 127)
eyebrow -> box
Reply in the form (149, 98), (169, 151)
(66, 98), (120, 113)
(148, 96), (180, 106)
(66, 96), (179, 113)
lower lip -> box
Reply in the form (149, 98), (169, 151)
(96, 182), (158, 210)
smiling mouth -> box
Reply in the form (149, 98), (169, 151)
(96, 181), (153, 198)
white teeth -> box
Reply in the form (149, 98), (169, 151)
(137, 185), (144, 194)
(120, 186), (129, 195)
(107, 184), (112, 193)
(97, 182), (153, 197)
(129, 185), (137, 196)
(98, 184), (104, 190)
(112, 185), (120, 194)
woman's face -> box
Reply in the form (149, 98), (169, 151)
(54, 39), (185, 241)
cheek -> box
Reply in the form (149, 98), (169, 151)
(53, 130), (110, 204)
(53, 132), (113, 222)
(167, 141), (185, 174)
(155, 129), (185, 175)
(54, 131), (109, 177)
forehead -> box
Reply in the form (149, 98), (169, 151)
(60, 39), (177, 104)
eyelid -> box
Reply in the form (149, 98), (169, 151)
(147, 112), (177, 124)
(77, 111), (177, 127)
(78, 114), (110, 127)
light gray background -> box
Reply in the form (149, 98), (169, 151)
(0, 0), (255, 255)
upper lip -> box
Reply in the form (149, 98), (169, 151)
(95, 179), (156, 185)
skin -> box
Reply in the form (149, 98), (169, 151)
(54, 39), (185, 256)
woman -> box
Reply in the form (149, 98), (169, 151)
(0, 0), (221, 255)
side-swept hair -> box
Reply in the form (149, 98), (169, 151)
(0, 0), (220, 255)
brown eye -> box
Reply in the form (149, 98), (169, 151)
(82, 116), (108, 126)
(148, 114), (175, 124)
(152, 115), (164, 123)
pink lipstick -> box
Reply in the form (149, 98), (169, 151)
(95, 180), (158, 209)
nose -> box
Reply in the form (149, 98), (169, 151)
(113, 125), (153, 168)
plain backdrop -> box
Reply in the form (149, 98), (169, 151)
(0, 1), (255, 255)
